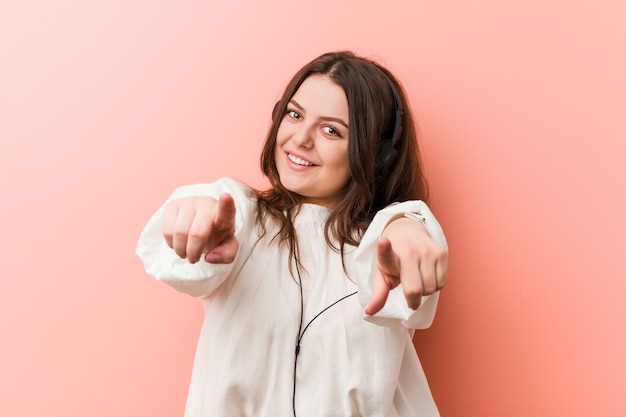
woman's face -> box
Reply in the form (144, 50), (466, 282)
(274, 75), (351, 208)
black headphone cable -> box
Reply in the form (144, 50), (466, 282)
(283, 197), (358, 417)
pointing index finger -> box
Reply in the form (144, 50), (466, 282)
(366, 238), (401, 315)
(376, 237), (400, 276)
(214, 193), (236, 231)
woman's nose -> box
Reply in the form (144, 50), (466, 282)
(291, 124), (314, 148)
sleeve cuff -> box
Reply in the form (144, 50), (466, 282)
(352, 200), (447, 329)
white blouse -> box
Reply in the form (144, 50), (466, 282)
(136, 178), (447, 417)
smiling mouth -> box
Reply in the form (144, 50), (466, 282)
(287, 153), (315, 167)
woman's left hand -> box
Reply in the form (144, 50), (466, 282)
(365, 217), (448, 315)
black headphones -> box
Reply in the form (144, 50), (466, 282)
(376, 75), (405, 174)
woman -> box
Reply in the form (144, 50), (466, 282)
(137, 51), (448, 416)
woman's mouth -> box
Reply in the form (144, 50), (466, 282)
(287, 153), (315, 167)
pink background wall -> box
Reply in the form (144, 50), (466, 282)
(2, 0), (625, 415)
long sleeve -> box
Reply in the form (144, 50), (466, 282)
(352, 200), (448, 329)
(135, 177), (256, 297)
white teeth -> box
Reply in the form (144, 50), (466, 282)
(288, 154), (313, 166)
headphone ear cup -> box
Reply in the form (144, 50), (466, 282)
(376, 105), (404, 174)
(377, 140), (393, 169)
(376, 139), (399, 174)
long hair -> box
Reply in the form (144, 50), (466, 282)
(255, 51), (429, 270)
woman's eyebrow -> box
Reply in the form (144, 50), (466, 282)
(289, 99), (349, 129)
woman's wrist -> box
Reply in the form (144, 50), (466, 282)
(383, 212), (428, 236)
(386, 212), (426, 226)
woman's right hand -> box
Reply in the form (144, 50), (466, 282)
(162, 193), (239, 264)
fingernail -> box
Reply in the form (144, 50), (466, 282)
(205, 254), (221, 263)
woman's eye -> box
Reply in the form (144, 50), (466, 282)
(287, 110), (302, 120)
(322, 125), (341, 137)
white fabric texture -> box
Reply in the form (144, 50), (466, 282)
(136, 177), (448, 417)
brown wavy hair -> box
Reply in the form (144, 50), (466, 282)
(255, 51), (429, 268)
